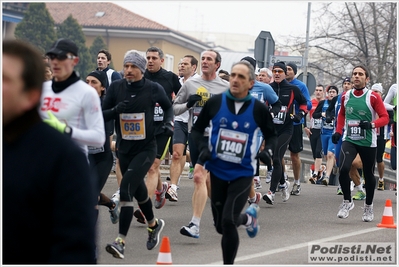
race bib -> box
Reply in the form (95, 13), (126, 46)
(322, 120), (334, 130)
(154, 103), (164, 122)
(215, 129), (248, 164)
(347, 120), (365, 140)
(311, 118), (322, 129)
(192, 106), (202, 125)
(273, 105), (287, 124)
(88, 146), (104, 154)
(120, 113), (146, 140)
(250, 92), (264, 103)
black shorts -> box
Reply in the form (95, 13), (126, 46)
(288, 124), (304, 153)
(172, 121), (188, 156)
(156, 133), (171, 160)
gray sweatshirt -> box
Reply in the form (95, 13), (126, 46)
(173, 75), (229, 133)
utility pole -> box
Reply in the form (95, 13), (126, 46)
(303, 2), (311, 87)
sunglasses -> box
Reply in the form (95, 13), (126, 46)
(272, 69), (285, 74)
(47, 54), (76, 61)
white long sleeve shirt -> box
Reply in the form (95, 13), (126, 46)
(39, 80), (105, 156)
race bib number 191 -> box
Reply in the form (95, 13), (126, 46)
(347, 120), (365, 140)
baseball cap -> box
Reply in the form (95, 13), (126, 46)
(46, 38), (79, 56)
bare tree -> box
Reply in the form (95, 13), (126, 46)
(284, 2), (396, 91)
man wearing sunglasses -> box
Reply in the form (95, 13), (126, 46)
(39, 38), (105, 158)
(263, 62), (308, 205)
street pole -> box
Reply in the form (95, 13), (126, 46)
(303, 2), (311, 86)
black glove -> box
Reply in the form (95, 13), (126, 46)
(198, 147), (211, 164)
(256, 149), (273, 170)
(332, 132), (342, 144)
(186, 94), (202, 108)
(114, 100), (129, 114)
(162, 122), (174, 137)
(358, 120), (372, 129)
(394, 106), (397, 111)
(325, 116), (333, 123)
(291, 111), (305, 123)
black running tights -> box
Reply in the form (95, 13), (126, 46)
(270, 133), (292, 193)
(339, 141), (376, 205)
(210, 174), (253, 264)
(118, 145), (156, 236)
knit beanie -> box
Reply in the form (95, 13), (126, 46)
(328, 85), (339, 95)
(371, 83), (383, 93)
(342, 77), (351, 85)
(123, 50), (147, 74)
(87, 70), (107, 88)
(287, 62), (297, 75)
(273, 61), (287, 74)
(241, 56), (256, 70)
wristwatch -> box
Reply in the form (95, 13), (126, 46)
(371, 122), (375, 129)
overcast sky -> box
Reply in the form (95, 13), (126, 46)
(115, 1), (313, 39)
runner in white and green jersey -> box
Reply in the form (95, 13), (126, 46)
(331, 65), (389, 223)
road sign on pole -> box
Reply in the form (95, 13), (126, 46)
(254, 31), (275, 68)
(297, 72), (316, 96)
(269, 55), (303, 67)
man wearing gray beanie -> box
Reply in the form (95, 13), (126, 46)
(123, 50), (147, 74)
(285, 61), (312, 194)
(102, 49), (174, 259)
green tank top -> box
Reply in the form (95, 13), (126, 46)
(344, 90), (374, 147)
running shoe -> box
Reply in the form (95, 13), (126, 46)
(248, 192), (262, 205)
(337, 200), (354, 219)
(165, 185), (178, 202)
(322, 178), (329, 186)
(180, 222), (200, 238)
(109, 198), (120, 224)
(254, 178), (262, 189)
(147, 219), (165, 250)
(154, 182), (168, 209)
(337, 187), (343, 195)
(377, 180), (384, 191)
(352, 190), (366, 200)
(105, 237), (125, 259)
(245, 203), (260, 238)
(134, 209), (146, 224)
(112, 189), (120, 200)
(291, 183), (301, 196)
(362, 204), (374, 222)
(280, 181), (290, 202)
(263, 191), (275, 205)
(188, 167), (194, 179)
(265, 170), (272, 183)
(309, 174), (318, 184)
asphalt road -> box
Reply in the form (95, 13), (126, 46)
(96, 168), (397, 265)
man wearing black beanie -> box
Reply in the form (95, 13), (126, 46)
(285, 62), (312, 195)
(262, 61), (308, 205)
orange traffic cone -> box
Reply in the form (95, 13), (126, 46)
(377, 199), (397, 228)
(156, 236), (172, 265)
